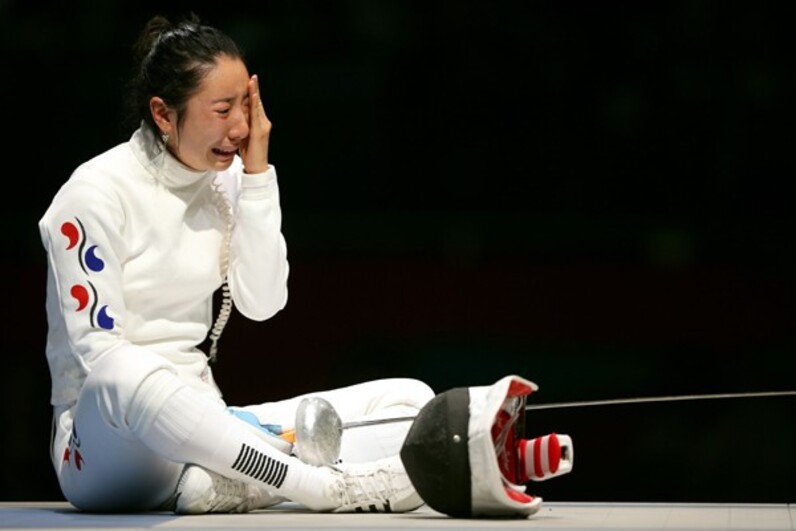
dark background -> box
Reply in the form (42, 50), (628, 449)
(2, 0), (794, 504)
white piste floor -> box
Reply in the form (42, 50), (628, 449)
(0, 501), (793, 530)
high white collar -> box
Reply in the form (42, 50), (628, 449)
(130, 125), (215, 189)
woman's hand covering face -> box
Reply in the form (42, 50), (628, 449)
(239, 74), (271, 174)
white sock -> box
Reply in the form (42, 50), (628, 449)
(127, 369), (338, 510)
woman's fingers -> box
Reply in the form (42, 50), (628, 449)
(250, 75), (269, 121)
(242, 74), (271, 173)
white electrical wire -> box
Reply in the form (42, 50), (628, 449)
(207, 177), (234, 363)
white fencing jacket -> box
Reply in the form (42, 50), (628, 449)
(39, 126), (289, 407)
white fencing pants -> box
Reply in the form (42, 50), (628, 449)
(51, 348), (434, 512)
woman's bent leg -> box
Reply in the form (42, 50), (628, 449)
(55, 348), (342, 512)
(54, 352), (183, 512)
(232, 378), (436, 462)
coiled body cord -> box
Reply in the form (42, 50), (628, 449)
(207, 178), (234, 363)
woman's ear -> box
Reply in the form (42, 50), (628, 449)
(149, 97), (174, 135)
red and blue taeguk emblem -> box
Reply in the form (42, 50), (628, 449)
(60, 218), (115, 330)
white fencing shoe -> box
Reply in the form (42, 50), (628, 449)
(173, 464), (285, 514)
(327, 454), (424, 513)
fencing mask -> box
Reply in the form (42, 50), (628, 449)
(400, 375), (573, 518)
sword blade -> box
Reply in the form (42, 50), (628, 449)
(341, 390), (796, 429)
(525, 390), (796, 411)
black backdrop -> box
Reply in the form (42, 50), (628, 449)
(2, 0), (794, 503)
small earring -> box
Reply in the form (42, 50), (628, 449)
(161, 132), (169, 144)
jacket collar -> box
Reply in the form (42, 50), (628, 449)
(130, 125), (214, 189)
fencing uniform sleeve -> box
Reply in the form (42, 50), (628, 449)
(226, 165), (289, 321)
(40, 177), (135, 371)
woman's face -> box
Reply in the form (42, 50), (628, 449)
(172, 55), (251, 172)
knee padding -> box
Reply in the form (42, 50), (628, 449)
(81, 347), (178, 433)
(386, 378), (436, 410)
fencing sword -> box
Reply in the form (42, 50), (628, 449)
(292, 389), (796, 466)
